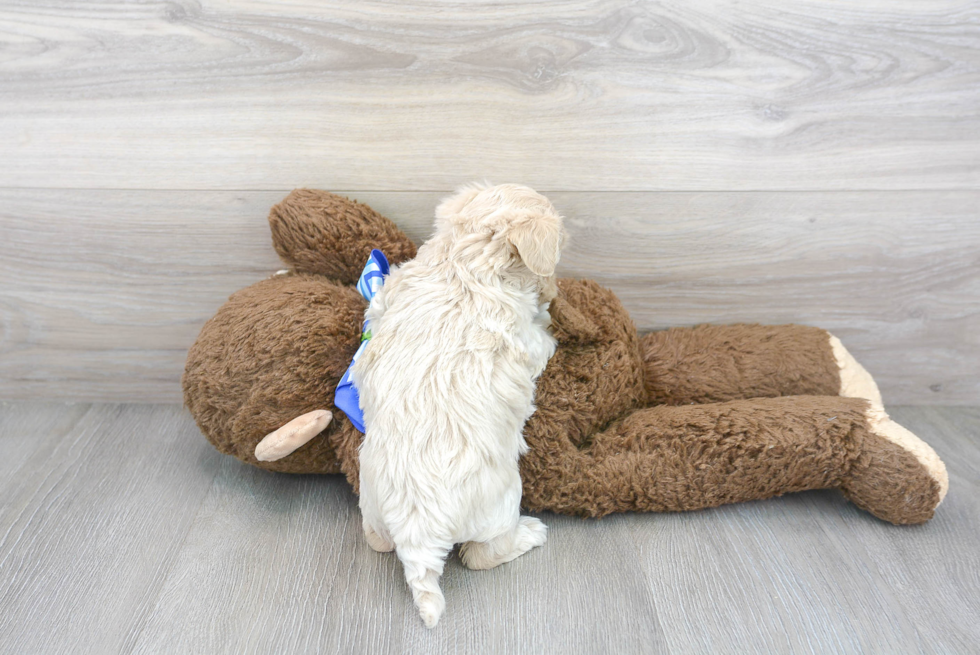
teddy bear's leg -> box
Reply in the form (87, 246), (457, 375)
(520, 396), (947, 524)
(641, 324), (882, 406)
(840, 404), (947, 524)
(268, 190), (418, 284)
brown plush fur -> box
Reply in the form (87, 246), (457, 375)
(842, 430), (942, 525)
(183, 274), (362, 474)
(183, 189), (945, 525)
(642, 323), (841, 405)
(269, 189), (417, 284)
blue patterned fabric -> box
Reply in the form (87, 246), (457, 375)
(334, 249), (389, 432)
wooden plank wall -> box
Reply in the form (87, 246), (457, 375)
(0, 1), (978, 404)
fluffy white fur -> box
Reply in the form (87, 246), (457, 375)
(350, 183), (566, 628)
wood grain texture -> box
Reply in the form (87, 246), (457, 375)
(130, 457), (666, 654)
(129, 458), (406, 655)
(0, 404), (222, 654)
(0, 190), (284, 403)
(0, 401), (90, 514)
(1, 189), (977, 404)
(395, 512), (666, 655)
(0, 1), (978, 191)
(0, 402), (977, 654)
(875, 406), (980, 653)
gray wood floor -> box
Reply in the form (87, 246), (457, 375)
(0, 402), (977, 654)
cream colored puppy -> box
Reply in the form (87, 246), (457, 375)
(351, 183), (565, 628)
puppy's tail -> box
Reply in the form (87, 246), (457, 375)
(396, 542), (450, 628)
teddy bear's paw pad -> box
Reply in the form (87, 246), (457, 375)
(830, 334), (883, 406)
(254, 410), (332, 461)
(841, 407), (948, 525)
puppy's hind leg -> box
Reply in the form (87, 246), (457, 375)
(396, 542), (452, 628)
(460, 516), (547, 571)
(363, 520), (395, 553)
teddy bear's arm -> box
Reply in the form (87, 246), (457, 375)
(641, 323), (881, 406)
(268, 189), (417, 285)
(519, 395), (947, 525)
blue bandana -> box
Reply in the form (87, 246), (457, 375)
(334, 249), (389, 433)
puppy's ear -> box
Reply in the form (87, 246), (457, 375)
(508, 211), (563, 276)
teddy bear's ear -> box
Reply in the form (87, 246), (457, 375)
(268, 190), (417, 285)
(549, 286), (601, 344)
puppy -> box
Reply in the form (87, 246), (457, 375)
(351, 183), (565, 628)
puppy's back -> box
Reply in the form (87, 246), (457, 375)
(353, 258), (539, 465)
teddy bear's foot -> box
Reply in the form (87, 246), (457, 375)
(254, 409), (332, 461)
(841, 406), (949, 524)
(829, 334), (883, 406)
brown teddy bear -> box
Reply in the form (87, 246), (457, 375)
(183, 190), (948, 525)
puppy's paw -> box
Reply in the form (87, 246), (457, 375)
(364, 523), (395, 553)
(416, 591), (445, 629)
(459, 542), (495, 570)
(460, 517), (548, 570)
(517, 515), (548, 550)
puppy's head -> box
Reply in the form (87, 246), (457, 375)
(435, 183), (566, 278)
